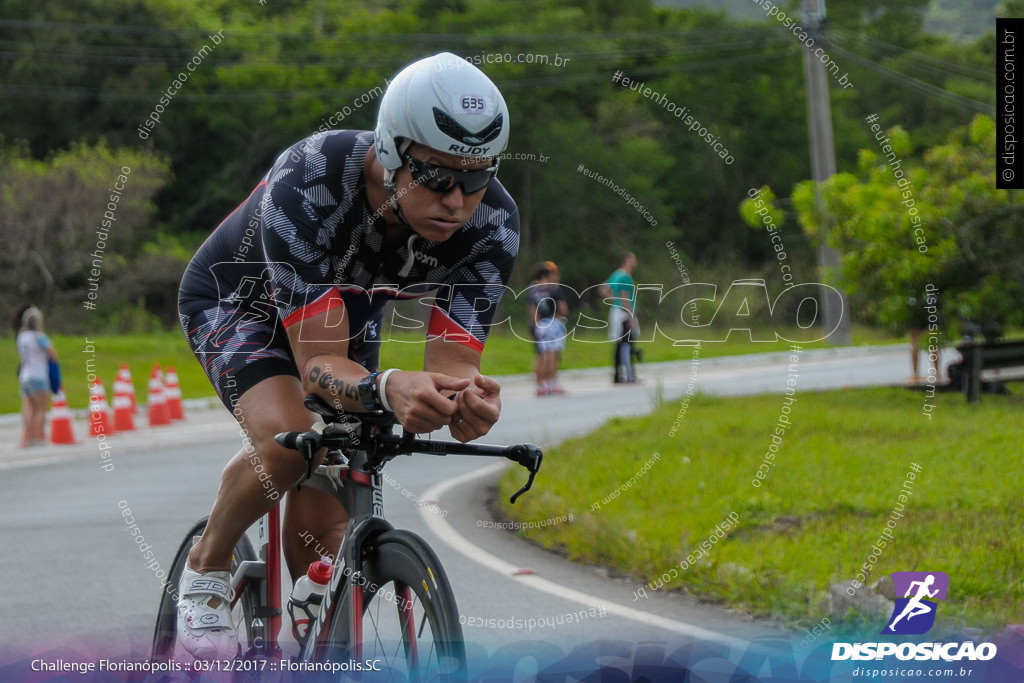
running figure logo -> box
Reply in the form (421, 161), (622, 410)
(882, 571), (949, 635)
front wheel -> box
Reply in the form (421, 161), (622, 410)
(320, 530), (467, 681)
(151, 517), (260, 661)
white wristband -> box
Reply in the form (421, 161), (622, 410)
(378, 369), (399, 413)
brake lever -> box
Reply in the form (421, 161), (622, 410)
(294, 432), (321, 490)
(507, 444), (543, 504)
(509, 470), (538, 505)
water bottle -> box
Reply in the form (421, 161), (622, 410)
(280, 557), (333, 657)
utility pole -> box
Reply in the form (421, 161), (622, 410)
(802, 0), (851, 345)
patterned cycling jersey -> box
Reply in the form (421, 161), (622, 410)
(179, 130), (519, 405)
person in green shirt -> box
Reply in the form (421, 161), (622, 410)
(602, 252), (638, 383)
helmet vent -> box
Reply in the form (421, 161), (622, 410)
(432, 108), (504, 146)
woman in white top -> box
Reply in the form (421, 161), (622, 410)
(16, 306), (57, 446)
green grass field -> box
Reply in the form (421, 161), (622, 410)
(496, 386), (1024, 636)
(0, 325), (895, 414)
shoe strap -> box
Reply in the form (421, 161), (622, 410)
(181, 567), (232, 601)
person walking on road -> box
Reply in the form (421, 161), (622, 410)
(602, 252), (638, 383)
(15, 306), (57, 447)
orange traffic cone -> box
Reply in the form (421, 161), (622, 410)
(50, 388), (76, 444)
(113, 375), (136, 432)
(148, 365), (171, 427)
(116, 363), (137, 413)
(89, 377), (115, 438)
(164, 365), (185, 420)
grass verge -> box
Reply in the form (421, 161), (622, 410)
(496, 386), (1024, 636)
(0, 325), (895, 414)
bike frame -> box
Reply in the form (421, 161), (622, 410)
(227, 448), (396, 662)
(299, 447), (398, 662)
(225, 409), (541, 664)
(230, 505), (284, 657)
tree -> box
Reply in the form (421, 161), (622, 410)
(778, 115), (1024, 336)
(0, 140), (172, 330)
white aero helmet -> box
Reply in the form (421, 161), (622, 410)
(375, 52), (510, 171)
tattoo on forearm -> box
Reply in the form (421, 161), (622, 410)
(308, 365), (358, 401)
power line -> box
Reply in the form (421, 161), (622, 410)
(0, 17), (781, 43)
(0, 48), (797, 102)
(826, 42), (995, 115)
(0, 15), (995, 119)
(0, 28), (789, 65)
(828, 26), (993, 83)
(0, 35), (787, 68)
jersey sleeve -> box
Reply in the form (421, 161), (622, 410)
(258, 142), (345, 329)
(428, 205), (520, 353)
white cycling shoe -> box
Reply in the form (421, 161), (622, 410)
(176, 565), (238, 660)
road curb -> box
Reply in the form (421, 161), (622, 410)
(0, 343), (948, 468)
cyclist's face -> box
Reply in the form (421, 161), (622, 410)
(395, 143), (494, 242)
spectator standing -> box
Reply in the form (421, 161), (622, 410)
(15, 306), (57, 446)
(527, 261), (569, 396)
(603, 252), (638, 383)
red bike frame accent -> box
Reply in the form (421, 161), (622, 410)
(267, 505), (283, 655)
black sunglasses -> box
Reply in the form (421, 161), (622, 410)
(404, 154), (499, 195)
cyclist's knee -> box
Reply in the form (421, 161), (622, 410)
(232, 377), (317, 476)
(248, 421), (321, 475)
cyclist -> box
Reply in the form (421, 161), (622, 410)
(175, 52), (518, 659)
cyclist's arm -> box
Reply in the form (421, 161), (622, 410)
(423, 336), (481, 380)
(415, 201), (517, 441)
(286, 306), (467, 433)
(286, 303), (376, 414)
(423, 337), (500, 442)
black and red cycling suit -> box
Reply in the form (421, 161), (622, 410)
(178, 130), (519, 408)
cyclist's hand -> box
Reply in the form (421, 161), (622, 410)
(388, 372), (469, 434)
(451, 374), (501, 443)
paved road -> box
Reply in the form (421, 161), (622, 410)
(0, 344), (937, 663)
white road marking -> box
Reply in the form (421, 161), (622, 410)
(418, 462), (752, 650)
